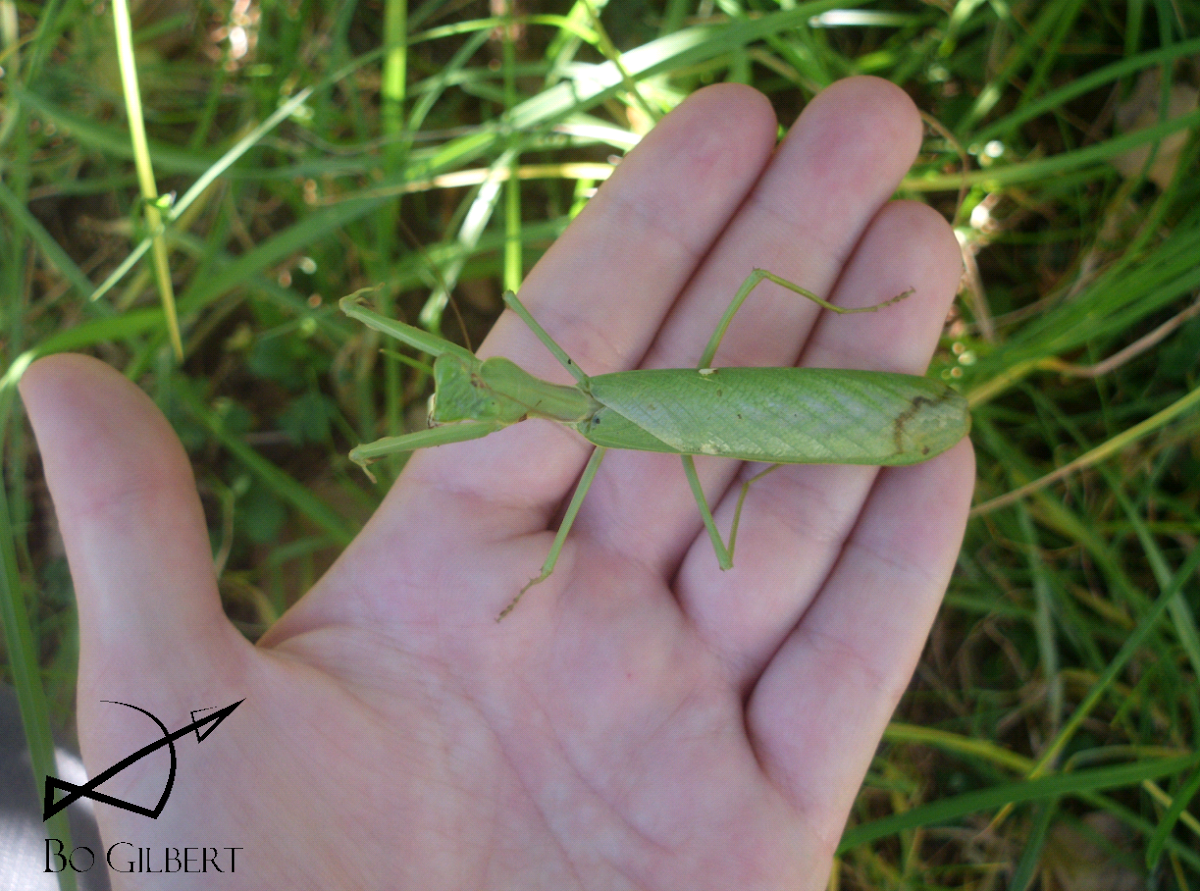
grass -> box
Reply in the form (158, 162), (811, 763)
(2, 0), (1199, 887)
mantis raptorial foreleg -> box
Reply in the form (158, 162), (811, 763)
(350, 420), (505, 481)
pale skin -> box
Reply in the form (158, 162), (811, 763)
(20, 78), (974, 889)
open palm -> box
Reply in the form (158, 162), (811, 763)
(22, 77), (974, 889)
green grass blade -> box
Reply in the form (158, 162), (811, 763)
(0, 435), (78, 891)
(110, 0), (181, 359)
(1030, 544), (1200, 776)
(839, 754), (1199, 852)
(1146, 762), (1200, 869)
(0, 180), (92, 299)
(174, 387), (355, 547)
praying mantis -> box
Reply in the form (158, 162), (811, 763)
(342, 269), (971, 618)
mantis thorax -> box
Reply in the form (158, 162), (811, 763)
(429, 355), (597, 426)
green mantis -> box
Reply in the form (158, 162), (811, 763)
(342, 269), (971, 618)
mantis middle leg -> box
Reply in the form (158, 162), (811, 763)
(498, 445), (609, 621)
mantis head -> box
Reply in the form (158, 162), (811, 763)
(429, 354), (529, 425)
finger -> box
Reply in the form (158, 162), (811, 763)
(355, 86), (779, 580)
(678, 199), (964, 678)
(747, 439), (975, 835)
(19, 355), (248, 688)
(577, 77), (926, 583)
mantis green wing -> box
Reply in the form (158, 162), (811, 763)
(563, 366), (970, 590)
(580, 367), (969, 464)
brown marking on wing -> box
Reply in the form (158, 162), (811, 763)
(892, 391), (953, 454)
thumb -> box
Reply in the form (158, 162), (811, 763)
(19, 354), (248, 694)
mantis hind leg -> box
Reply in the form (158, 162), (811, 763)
(498, 445), (609, 621)
(683, 457), (783, 571)
(686, 269), (912, 568)
(697, 268), (913, 368)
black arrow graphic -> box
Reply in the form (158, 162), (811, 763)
(43, 698), (244, 821)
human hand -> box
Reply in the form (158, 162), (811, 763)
(21, 76), (974, 889)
